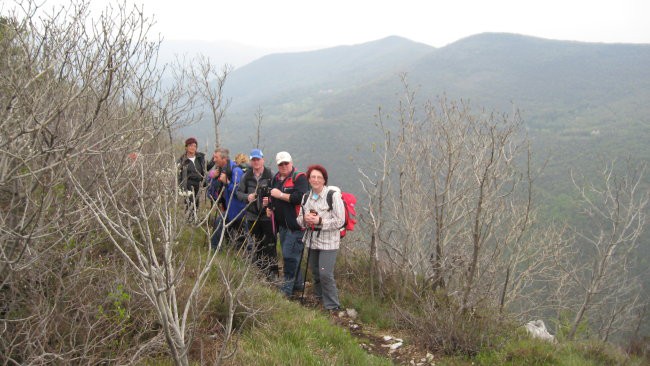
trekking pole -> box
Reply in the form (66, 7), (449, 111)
(268, 197), (276, 237)
(300, 229), (313, 304)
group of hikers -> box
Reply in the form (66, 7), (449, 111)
(177, 137), (345, 312)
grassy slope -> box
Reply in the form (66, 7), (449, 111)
(244, 270), (645, 366)
(233, 299), (391, 365)
(141, 228), (391, 365)
(139, 229), (644, 365)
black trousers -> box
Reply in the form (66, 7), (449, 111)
(246, 218), (279, 278)
(185, 180), (201, 216)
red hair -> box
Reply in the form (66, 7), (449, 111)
(306, 164), (328, 185)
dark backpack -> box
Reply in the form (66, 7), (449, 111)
(206, 174), (224, 202)
(303, 186), (357, 238)
(206, 160), (238, 202)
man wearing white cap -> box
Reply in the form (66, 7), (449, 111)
(265, 151), (309, 297)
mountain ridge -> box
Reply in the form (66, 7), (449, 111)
(178, 33), (649, 199)
(218, 32), (650, 120)
(224, 35), (434, 109)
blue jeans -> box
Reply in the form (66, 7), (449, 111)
(278, 226), (304, 296)
(211, 216), (226, 251)
(210, 216), (244, 251)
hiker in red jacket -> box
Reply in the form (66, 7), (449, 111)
(265, 151), (309, 298)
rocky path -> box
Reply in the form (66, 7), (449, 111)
(298, 294), (436, 365)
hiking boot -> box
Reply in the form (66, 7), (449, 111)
(327, 306), (343, 315)
(293, 283), (305, 292)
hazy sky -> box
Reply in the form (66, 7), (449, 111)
(32, 0), (650, 51)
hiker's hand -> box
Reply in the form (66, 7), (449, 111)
(218, 172), (228, 184)
(270, 188), (282, 199)
(305, 211), (319, 225)
(262, 196), (269, 207)
(266, 207), (272, 217)
(248, 193), (256, 202)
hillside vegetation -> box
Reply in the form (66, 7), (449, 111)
(198, 31), (650, 307)
(2, 0), (649, 365)
(192, 32), (649, 185)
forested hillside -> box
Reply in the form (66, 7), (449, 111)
(189, 32), (650, 264)
(187, 33), (650, 200)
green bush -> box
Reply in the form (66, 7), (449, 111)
(554, 310), (591, 342)
(474, 338), (558, 365)
(472, 338), (644, 366)
(340, 292), (395, 329)
(574, 341), (634, 365)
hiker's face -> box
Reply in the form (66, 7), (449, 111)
(277, 161), (291, 176)
(277, 161), (292, 176)
(214, 153), (227, 167)
(309, 170), (325, 190)
(250, 157), (264, 170)
(186, 143), (197, 156)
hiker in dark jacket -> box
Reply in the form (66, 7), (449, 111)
(236, 149), (278, 279)
(265, 151), (309, 297)
(177, 137), (206, 220)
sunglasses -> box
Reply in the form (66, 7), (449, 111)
(278, 162), (290, 166)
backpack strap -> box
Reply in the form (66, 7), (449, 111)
(292, 170), (305, 182)
(225, 160), (234, 180)
(326, 190), (334, 211)
(275, 169), (305, 188)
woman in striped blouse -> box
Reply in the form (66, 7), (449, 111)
(297, 164), (345, 312)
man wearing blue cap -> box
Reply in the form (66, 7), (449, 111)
(236, 149), (278, 279)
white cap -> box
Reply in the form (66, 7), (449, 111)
(276, 151), (292, 165)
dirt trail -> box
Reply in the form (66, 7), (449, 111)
(297, 294), (435, 365)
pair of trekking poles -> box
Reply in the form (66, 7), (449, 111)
(295, 228), (315, 304)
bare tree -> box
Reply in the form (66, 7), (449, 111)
(359, 76), (558, 315)
(251, 106), (265, 148)
(0, 1), (261, 364)
(189, 55), (232, 147)
(0, 0), (170, 363)
(358, 106), (398, 299)
(561, 159), (648, 340)
(68, 150), (261, 366)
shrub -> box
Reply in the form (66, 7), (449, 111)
(399, 292), (516, 356)
(576, 341), (633, 365)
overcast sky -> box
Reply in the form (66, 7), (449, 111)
(30, 0), (650, 51)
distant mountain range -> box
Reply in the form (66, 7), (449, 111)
(180, 33), (650, 207)
(159, 39), (279, 69)
(222, 36), (433, 108)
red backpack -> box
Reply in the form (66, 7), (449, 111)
(301, 186), (357, 237)
(326, 186), (357, 238)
